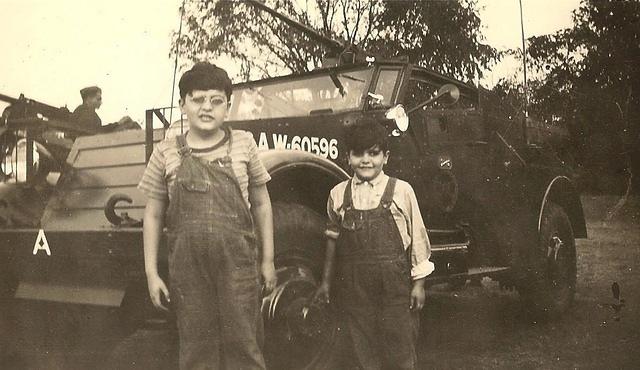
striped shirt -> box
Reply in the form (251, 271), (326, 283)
(137, 129), (270, 208)
(325, 172), (434, 279)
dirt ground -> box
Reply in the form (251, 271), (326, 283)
(417, 195), (640, 369)
(3, 195), (639, 369)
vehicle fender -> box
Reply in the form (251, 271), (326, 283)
(259, 149), (348, 179)
(537, 176), (587, 238)
(258, 149), (349, 215)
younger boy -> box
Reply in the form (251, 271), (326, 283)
(315, 122), (434, 370)
(138, 62), (276, 369)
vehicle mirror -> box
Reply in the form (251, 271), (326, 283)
(406, 84), (461, 115)
(367, 92), (384, 106)
(386, 104), (409, 132)
(437, 84), (460, 106)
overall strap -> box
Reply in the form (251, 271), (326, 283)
(176, 134), (191, 157)
(216, 126), (233, 166)
(380, 177), (397, 209)
(339, 179), (354, 211)
(225, 126), (233, 156)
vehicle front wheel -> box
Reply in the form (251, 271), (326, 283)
(517, 201), (576, 319)
(264, 202), (348, 370)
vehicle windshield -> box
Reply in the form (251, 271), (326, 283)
(228, 67), (374, 121)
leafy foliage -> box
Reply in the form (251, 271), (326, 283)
(174, 0), (498, 81)
(495, 0), (640, 193)
(372, 0), (498, 82)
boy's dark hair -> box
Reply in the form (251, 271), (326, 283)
(344, 120), (389, 153)
(80, 86), (101, 101)
(179, 62), (232, 101)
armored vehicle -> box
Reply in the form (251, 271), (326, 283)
(0, 2), (585, 369)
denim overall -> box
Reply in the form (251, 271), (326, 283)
(167, 133), (265, 370)
(335, 177), (418, 370)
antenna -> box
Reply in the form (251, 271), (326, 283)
(169, 0), (186, 127)
(519, 0), (529, 143)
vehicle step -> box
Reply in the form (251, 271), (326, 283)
(465, 266), (510, 276)
(431, 243), (469, 252)
(428, 228), (470, 248)
(426, 266), (510, 282)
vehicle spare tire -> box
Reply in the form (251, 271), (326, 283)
(517, 201), (576, 319)
(271, 201), (326, 274)
(264, 201), (348, 370)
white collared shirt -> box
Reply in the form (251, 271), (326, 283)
(326, 171), (435, 279)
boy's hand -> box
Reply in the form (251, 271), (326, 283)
(313, 281), (331, 304)
(261, 261), (277, 295)
(147, 274), (170, 311)
(410, 280), (426, 311)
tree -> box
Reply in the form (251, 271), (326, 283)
(496, 0), (640, 196)
(372, 0), (497, 82)
(174, 0), (498, 81)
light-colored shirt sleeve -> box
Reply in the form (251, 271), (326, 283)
(397, 182), (435, 279)
(246, 132), (271, 187)
(325, 188), (341, 240)
(137, 145), (169, 201)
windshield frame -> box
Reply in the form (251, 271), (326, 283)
(227, 62), (410, 122)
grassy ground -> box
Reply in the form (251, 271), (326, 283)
(418, 195), (640, 369)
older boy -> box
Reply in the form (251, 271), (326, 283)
(315, 122), (434, 370)
(138, 62), (276, 369)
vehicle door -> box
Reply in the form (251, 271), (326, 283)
(399, 69), (501, 230)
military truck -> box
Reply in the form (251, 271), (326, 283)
(0, 3), (585, 369)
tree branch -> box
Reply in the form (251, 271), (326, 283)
(340, 0), (351, 42)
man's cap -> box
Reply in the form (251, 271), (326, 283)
(80, 86), (102, 100)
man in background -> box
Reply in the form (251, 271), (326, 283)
(71, 86), (137, 134)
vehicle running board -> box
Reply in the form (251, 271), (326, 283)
(428, 228), (469, 247)
(426, 266), (511, 283)
(431, 243), (469, 252)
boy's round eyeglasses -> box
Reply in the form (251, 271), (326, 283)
(189, 96), (227, 107)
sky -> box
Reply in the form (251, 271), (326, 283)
(0, 0), (579, 124)
(478, 0), (579, 86)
